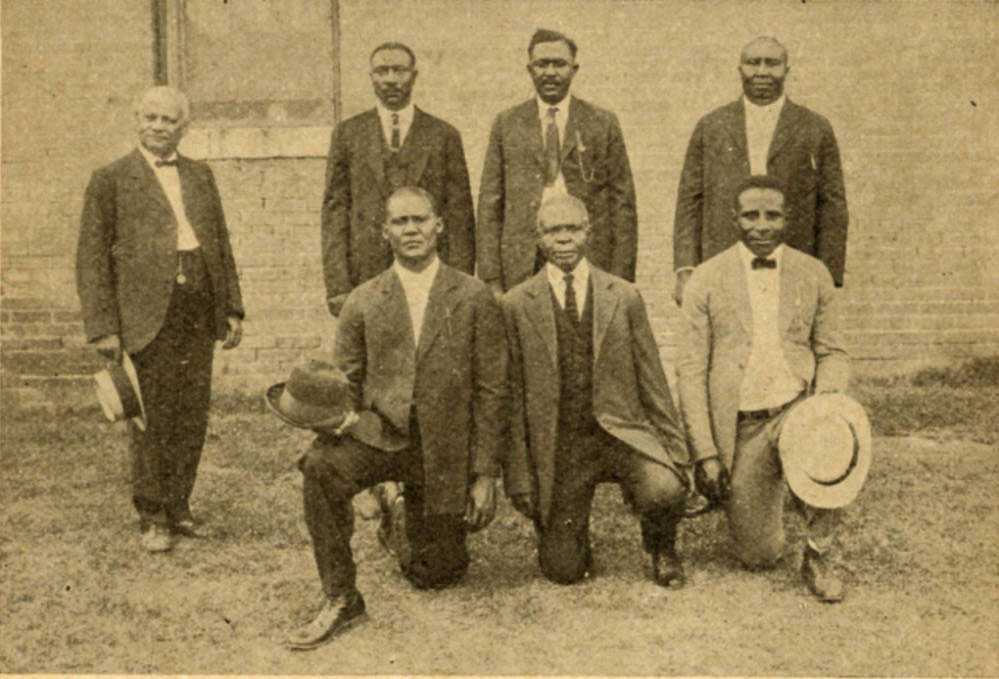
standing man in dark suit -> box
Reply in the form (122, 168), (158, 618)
(76, 86), (244, 553)
(287, 187), (507, 650)
(503, 195), (689, 587)
(478, 29), (638, 294)
(673, 36), (848, 306)
(676, 176), (851, 602)
(321, 41), (475, 317)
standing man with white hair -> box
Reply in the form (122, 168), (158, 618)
(76, 86), (244, 553)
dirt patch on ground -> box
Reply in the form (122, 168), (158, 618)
(1, 412), (996, 675)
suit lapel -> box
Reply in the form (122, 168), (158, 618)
(590, 268), (619, 364)
(724, 100), (749, 163)
(524, 271), (558, 371)
(560, 96), (580, 164)
(728, 248), (753, 334)
(515, 99), (547, 172)
(127, 150), (174, 220)
(401, 108), (431, 186)
(363, 110), (389, 198)
(373, 270), (417, 352)
(768, 100), (801, 162)
(176, 158), (210, 246)
(777, 249), (799, 333)
(416, 264), (458, 363)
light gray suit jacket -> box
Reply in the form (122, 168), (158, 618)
(676, 245), (849, 469)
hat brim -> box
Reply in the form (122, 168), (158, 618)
(779, 393), (872, 509)
(263, 383), (346, 430)
(121, 353), (147, 431)
(94, 354), (146, 431)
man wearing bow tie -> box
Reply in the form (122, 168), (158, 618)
(477, 28), (638, 294)
(676, 175), (851, 602)
(75, 86), (244, 553)
(672, 36), (848, 307)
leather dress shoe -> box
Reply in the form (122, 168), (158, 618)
(286, 590), (367, 651)
(801, 548), (844, 603)
(171, 513), (211, 538)
(140, 524), (173, 553)
(651, 549), (686, 589)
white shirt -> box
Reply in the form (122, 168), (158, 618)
(138, 146), (200, 251)
(737, 243), (805, 410)
(546, 258), (589, 320)
(394, 256), (440, 345)
(743, 94), (785, 176)
(376, 102), (414, 150)
(538, 94), (571, 203)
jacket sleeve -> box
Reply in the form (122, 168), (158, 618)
(628, 288), (690, 465)
(606, 113), (638, 282)
(475, 115), (505, 285)
(499, 295), (533, 497)
(814, 122), (849, 287)
(332, 290), (366, 407)
(470, 285), (509, 478)
(673, 119), (706, 272)
(811, 264), (850, 392)
(205, 166), (244, 319)
(75, 168), (120, 342)
(675, 269), (721, 462)
(440, 126), (476, 275)
(320, 125), (353, 299)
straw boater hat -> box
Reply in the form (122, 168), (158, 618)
(778, 393), (872, 509)
(265, 359), (388, 447)
(94, 353), (147, 431)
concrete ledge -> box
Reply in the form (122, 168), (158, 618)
(180, 126), (333, 160)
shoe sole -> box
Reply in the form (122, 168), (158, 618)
(285, 611), (368, 651)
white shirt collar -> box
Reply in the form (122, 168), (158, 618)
(393, 255), (440, 287)
(138, 145), (178, 169)
(546, 257), (590, 289)
(537, 94), (570, 120)
(743, 93), (786, 116)
(377, 101), (415, 128)
(738, 242), (784, 268)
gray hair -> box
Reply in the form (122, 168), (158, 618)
(134, 86), (191, 124)
(536, 194), (589, 230)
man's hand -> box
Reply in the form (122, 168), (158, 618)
(509, 492), (536, 520)
(327, 294), (348, 318)
(673, 269), (693, 307)
(464, 475), (497, 532)
(694, 457), (731, 504)
(222, 316), (242, 350)
(93, 334), (122, 363)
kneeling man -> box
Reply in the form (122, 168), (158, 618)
(503, 195), (690, 587)
(287, 187), (507, 649)
(677, 175), (857, 602)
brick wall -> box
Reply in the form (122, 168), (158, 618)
(3, 0), (998, 411)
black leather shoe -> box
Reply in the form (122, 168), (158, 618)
(285, 590), (367, 651)
(652, 549), (686, 589)
(801, 547), (844, 603)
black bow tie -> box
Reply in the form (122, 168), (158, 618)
(751, 257), (777, 270)
(154, 159), (179, 168)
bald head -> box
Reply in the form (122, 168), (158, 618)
(135, 86), (190, 158)
(738, 36), (789, 105)
(536, 195), (590, 272)
(740, 36), (788, 66)
(536, 194), (589, 233)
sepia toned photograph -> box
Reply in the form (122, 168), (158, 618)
(1, 0), (996, 674)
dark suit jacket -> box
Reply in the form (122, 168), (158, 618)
(321, 107), (475, 300)
(334, 263), (508, 515)
(676, 245), (849, 470)
(502, 265), (689, 526)
(75, 149), (244, 353)
(477, 97), (638, 290)
(673, 98), (849, 285)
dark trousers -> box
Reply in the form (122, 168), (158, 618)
(129, 251), (215, 527)
(300, 432), (469, 599)
(537, 427), (687, 585)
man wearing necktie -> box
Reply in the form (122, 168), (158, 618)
(502, 195), (690, 588)
(672, 36), (849, 307)
(75, 86), (244, 553)
(478, 28), (638, 294)
(288, 187), (506, 650)
(676, 175), (851, 602)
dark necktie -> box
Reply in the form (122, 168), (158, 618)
(544, 106), (560, 186)
(751, 257), (777, 270)
(390, 113), (401, 151)
(155, 159), (178, 168)
(563, 272), (578, 321)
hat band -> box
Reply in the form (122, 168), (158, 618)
(808, 422), (859, 487)
(110, 363), (142, 419)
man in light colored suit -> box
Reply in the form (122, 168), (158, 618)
(503, 195), (689, 587)
(76, 86), (244, 553)
(321, 41), (475, 317)
(478, 29), (638, 293)
(673, 36), (848, 306)
(287, 187), (507, 650)
(677, 175), (851, 602)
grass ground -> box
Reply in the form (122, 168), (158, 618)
(1, 362), (997, 674)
